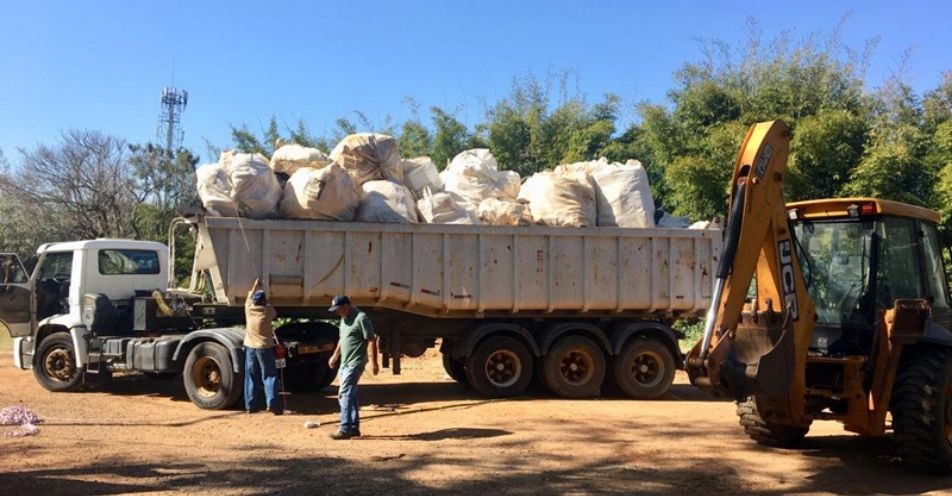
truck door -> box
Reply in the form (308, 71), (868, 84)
(0, 253), (33, 337)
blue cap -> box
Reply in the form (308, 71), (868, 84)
(251, 290), (267, 306)
(328, 295), (351, 312)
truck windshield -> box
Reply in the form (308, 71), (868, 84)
(793, 219), (874, 326)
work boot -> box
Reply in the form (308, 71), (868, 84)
(329, 430), (357, 440)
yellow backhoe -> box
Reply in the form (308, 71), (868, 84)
(687, 120), (952, 474)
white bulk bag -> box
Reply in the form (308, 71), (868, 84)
(518, 171), (596, 228)
(417, 189), (480, 225)
(441, 149), (521, 204)
(402, 157), (444, 195)
(330, 133), (403, 186)
(356, 180), (419, 224)
(278, 163), (360, 221)
(590, 160), (655, 228)
(270, 143), (331, 175)
(229, 153), (282, 218)
(196, 163), (238, 217)
(477, 198), (533, 226)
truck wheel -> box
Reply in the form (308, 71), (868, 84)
(611, 338), (675, 399)
(33, 333), (83, 392)
(890, 347), (952, 475)
(442, 352), (467, 385)
(285, 361), (334, 392)
(737, 397), (810, 447)
(540, 336), (605, 398)
(465, 336), (533, 398)
(183, 342), (242, 410)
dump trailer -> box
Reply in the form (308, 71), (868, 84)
(1, 215), (721, 410)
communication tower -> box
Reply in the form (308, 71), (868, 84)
(157, 86), (188, 156)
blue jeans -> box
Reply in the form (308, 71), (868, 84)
(338, 362), (365, 433)
(244, 347), (279, 411)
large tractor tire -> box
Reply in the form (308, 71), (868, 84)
(183, 342), (243, 410)
(737, 397), (810, 448)
(33, 333), (84, 392)
(442, 352), (467, 385)
(465, 336), (533, 398)
(611, 338), (676, 399)
(890, 347), (952, 475)
(539, 335), (606, 398)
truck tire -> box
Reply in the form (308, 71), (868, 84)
(183, 342), (242, 410)
(442, 352), (467, 385)
(540, 336), (605, 398)
(33, 333), (84, 392)
(737, 397), (810, 447)
(465, 336), (533, 398)
(285, 361), (334, 392)
(889, 347), (952, 475)
(611, 338), (675, 399)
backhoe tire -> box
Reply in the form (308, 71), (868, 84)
(737, 397), (810, 448)
(183, 342), (242, 410)
(889, 347), (952, 475)
(33, 333), (84, 392)
(442, 352), (467, 385)
(612, 338), (676, 399)
(465, 336), (533, 398)
(540, 336), (606, 398)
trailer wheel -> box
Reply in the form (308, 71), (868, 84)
(33, 333), (83, 392)
(540, 336), (605, 398)
(183, 342), (242, 410)
(442, 352), (467, 385)
(465, 336), (533, 398)
(611, 338), (675, 399)
(890, 347), (952, 475)
(737, 397), (810, 447)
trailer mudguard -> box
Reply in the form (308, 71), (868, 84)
(453, 322), (541, 359)
(172, 327), (246, 373)
(537, 322), (612, 356)
(609, 322), (683, 368)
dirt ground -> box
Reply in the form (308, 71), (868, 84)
(1, 348), (950, 496)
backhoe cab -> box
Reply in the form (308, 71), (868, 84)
(687, 120), (952, 474)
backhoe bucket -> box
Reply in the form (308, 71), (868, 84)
(720, 310), (796, 401)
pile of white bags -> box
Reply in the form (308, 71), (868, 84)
(551, 159), (655, 228)
(330, 133), (403, 186)
(278, 163), (360, 221)
(270, 142), (331, 175)
(356, 180), (419, 224)
(518, 171), (597, 228)
(477, 198), (533, 226)
(441, 149), (521, 205)
(417, 189), (480, 225)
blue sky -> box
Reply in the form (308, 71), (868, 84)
(1, 1), (950, 163)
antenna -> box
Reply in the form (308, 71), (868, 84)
(157, 86), (188, 157)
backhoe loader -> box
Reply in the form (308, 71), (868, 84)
(687, 120), (952, 474)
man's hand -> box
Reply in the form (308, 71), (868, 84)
(329, 355), (339, 369)
(252, 278), (261, 290)
(372, 361), (379, 376)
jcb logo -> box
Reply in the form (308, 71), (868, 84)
(778, 239), (799, 321)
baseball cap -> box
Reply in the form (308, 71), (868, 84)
(251, 290), (267, 306)
(328, 295), (351, 312)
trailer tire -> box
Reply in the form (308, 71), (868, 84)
(612, 338), (675, 399)
(540, 336), (605, 398)
(442, 352), (467, 385)
(183, 342), (242, 410)
(33, 333), (83, 392)
(737, 397), (809, 447)
(889, 347), (952, 475)
(465, 336), (533, 398)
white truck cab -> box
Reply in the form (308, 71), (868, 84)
(0, 240), (168, 369)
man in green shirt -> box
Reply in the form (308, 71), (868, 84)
(327, 295), (379, 439)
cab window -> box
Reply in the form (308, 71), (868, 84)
(920, 223), (949, 309)
(38, 252), (74, 280)
(98, 249), (160, 275)
(875, 217), (926, 307)
(0, 254), (28, 284)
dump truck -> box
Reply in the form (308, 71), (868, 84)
(0, 209), (721, 410)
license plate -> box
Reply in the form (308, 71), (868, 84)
(275, 358), (286, 369)
(296, 344), (332, 355)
